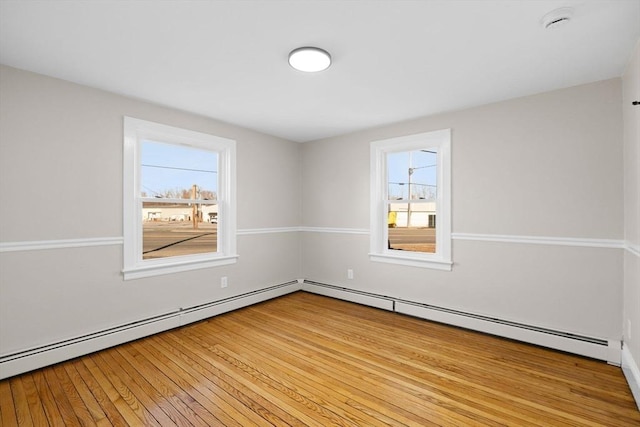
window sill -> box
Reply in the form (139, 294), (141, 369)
(123, 254), (239, 280)
(369, 252), (452, 271)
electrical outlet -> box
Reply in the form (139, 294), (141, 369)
(347, 269), (354, 280)
(221, 276), (228, 288)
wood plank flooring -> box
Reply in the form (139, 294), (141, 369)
(1, 291), (639, 426)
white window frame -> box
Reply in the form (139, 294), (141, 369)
(123, 117), (237, 280)
(370, 129), (452, 271)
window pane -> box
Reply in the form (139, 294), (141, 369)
(387, 149), (437, 201)
(142, 202), (217, 259)
(387, 202), (436, 253)
(387, 148), (438, 254)
(141, 140), (218, 200)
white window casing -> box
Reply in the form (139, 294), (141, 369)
(123, 117), (237, 280)
(370, 129), (452, 271)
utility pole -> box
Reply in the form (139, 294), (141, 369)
(191, 184), (198, 230)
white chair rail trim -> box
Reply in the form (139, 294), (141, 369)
(0, 231), (631, 253)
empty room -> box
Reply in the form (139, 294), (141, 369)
(1, 0), (639, 425)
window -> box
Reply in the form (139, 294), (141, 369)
(123, 117), (237, 280)
(370, 129), (452, 270)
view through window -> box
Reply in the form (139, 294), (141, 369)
(387, 149), (438, 253)
(141, 141), (219, 259)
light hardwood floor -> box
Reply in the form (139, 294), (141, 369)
(1, 291), (639, 426)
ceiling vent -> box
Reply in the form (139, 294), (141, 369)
(541, 7), (573, 29)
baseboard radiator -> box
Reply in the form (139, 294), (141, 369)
(302, 280), (621, 365)
(0, 281), (302, 380)
(1, 279), (621, 380)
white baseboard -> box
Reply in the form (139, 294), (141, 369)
(303, 281), (394, 311)
(0, 281), (301, 380)
(177, 281), (301, 326)
(1, 276), (627, 389)
(302, 281), (618, 364)
(0, 315), (180, 381)
(395, 301), (617, 363)
(622, 344), (640, 410)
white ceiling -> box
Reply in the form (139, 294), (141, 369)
(1, 0), (638, 142)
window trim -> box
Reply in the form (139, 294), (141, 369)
(123, 117), (237, 280)
(369, 129), (452, 271)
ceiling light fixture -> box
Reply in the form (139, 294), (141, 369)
(541, 7), (573, 30)
(288, 47), (331, 72)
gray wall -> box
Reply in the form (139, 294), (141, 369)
(0, 65), (301, 356)
(301, 78), (625, 342)
(0, 62), (633, 371)
(623, 42), (640, 372)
